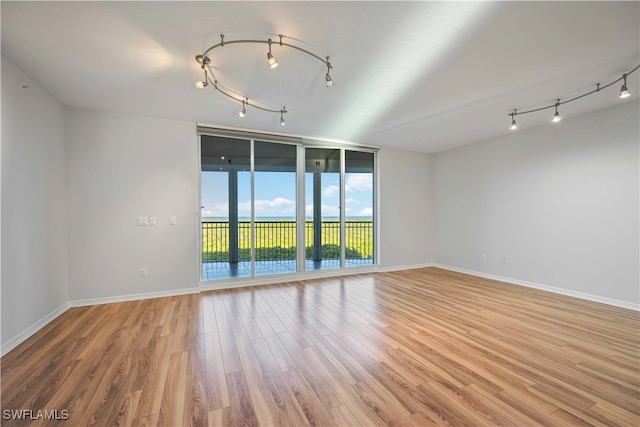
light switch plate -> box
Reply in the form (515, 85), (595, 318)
(169, 216), (176, 225)
(149, 217), (157, 226)
(137, 216), (149, 226)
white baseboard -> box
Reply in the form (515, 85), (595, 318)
(377, 262), (434, 273)
(433, 263), (640, 312)
(69, 287), (199, 308)
(1, 302), (70, 357)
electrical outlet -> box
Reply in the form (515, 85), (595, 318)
(149, 217), (157, 226)
(482, 254), (487, 261)
(140, 268), (148, 277)
(169, 216), (176, 225)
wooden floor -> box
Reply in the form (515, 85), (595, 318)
(2, 267), (639, 426)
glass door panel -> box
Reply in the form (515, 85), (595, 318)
(253, 141), (297, 276)
(305, 148), (341, 270)
(345, 150), (375, 266)
(201, 136), (251, 280)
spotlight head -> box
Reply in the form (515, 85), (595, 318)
(280, 116), (286, 126)
(195, 55), (211, 66)
(195, 62), (209, 89)
(325, 57), (334, 87)
(267, 38), (278, 69)
(509, 111), (518, 130)
(620, 84), (631, 98)
(551, 101), (561, 123)
(238, 109), (246, 118)
(325, 73), (333, 87)
(267, 52), (278, 69)
(620, 74), (631, 98)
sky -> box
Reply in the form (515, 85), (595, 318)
(201, 171), (373, 219)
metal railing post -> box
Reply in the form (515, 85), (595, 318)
(313, 171), (322, 261)
(229, 171), (239, 263)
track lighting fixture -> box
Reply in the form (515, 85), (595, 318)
(325, 73), (333, 87)
(195, 34), (333, 126)
(195, 55), (210, 89)
(325, 57), (333, 87)
(195, 68), (208, 89)
(267, 39), (278, 69)
(510, 111), (518, 130)
(552, 100), (561, 123)
(508, 64), (638, 130)
(620, 74), (631, 98)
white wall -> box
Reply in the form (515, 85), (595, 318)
(66, 109), (199, 301)
(1, 56), (69, 349)
(433, 101), (640, 306)
(378, 148), (433, 268)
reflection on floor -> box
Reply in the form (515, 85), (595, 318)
(202, 258), (373, 281)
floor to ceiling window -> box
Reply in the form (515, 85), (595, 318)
(253, 140), (298, 276)
(305, 148), (342, 270)
(201, 136), (252, 279)
(344, 150), (375, 267)
(200, 131), (376, 281)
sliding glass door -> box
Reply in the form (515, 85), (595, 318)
(200, 133), (376, 281)
(305, 148), (342, 270)
(253, 141), (297, 276)
(345, 150), (374, 267)
(304, 148), (375, 270)
(201, 136), (252, 280)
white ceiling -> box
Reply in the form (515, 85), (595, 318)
(2, 1), (638, 153)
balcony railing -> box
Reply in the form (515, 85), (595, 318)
(202, 220), (373, 262)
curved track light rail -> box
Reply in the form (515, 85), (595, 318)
(195, 34), (333, 125)
(508, 64), (639, 130)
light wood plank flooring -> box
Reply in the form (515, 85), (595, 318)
(2, 267), (639, 426)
